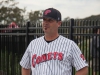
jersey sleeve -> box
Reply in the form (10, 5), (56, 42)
(71, 41), (88, 71)
(20, 43), (31, 69)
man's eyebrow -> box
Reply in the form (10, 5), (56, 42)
(44, 18), (52, 20)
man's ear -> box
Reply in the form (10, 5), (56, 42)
(58, 21), (62, 27)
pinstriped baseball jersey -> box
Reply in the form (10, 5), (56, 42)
(20, 35), (88, 75)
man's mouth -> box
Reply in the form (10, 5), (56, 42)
(44, 27), (48, 30)
(44, 26), (49, 30)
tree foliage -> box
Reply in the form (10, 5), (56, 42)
(0, 0), (26, 25)
(28, 10), (43, 24)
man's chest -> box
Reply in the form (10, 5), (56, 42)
(30, 43), (72, 68)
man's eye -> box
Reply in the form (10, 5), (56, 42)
(48, 19), (53, 22)
(43, 18), (54, 22)
(43, 18), (46, 20)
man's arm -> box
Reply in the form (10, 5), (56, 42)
(22, 67), (31, 75)
(75, 66), (88, 75)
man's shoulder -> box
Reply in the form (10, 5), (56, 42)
(59, 35), (74, 45)
(31, 36), (44, 42)
(60, 35), (73, 42)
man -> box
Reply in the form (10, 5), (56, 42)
(90, 27), (100, 75)
(20, 8), (88, 75)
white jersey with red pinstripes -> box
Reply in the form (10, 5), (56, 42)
(20, 35), (88, 75)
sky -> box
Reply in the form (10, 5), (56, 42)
(16, 0), (100, 20)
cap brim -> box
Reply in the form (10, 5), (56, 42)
(38, 16), (43, 19)
(38, 16), (57, 20)
(38, 16), (51, 19)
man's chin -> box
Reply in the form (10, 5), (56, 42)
(43, 30), (50, 34)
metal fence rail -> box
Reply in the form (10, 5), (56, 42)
(0, 19), (100, 75)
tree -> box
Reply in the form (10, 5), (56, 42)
(0, 0), (26, 25)
(28, 10), (43, 25)
(63, 17), (70, 22)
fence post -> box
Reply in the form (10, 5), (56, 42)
(69, 18), (74, 40)
(26, 21), (30, 48)
(69, 19), (74, 75)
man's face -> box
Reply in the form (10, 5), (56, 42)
(42, 17), (61, 34)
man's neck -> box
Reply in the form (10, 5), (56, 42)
(44, 33), (59, 41)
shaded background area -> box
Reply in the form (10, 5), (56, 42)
(0, 19), (100, 75)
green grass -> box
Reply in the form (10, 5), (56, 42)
(0, 50), (21, 75)
(73, 67), (99, 75)
(78, 39), (99, 75)
(89, 67), (99, 75)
